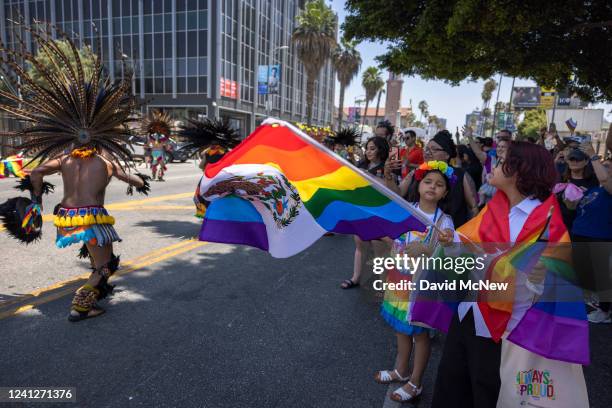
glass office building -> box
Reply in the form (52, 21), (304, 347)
(0, 0), (335, 135)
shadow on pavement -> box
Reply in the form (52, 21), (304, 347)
(1, 235), (610, 408)
(134, 219), (202, 240)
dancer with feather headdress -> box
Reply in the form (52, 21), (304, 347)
(330, 127), (360, 163)
(177, 118), (241, 218)
(0, 22), (150, 322)
(141, 110), (173, 181)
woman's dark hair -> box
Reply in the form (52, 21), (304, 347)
(364, 136), (390, 164)
(376, 120), (394, 137)
(431, 130), (457, 160)
(561, 160), (594, 183)
(502, 141), (556, 201)
(457, 145), (478, 165)
(406, 170), (451, 212)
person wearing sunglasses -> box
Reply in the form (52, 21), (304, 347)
(555, 148), (599, 235)
(385, 130), (479, 227)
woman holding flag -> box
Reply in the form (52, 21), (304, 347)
(421, 142), (590, 407)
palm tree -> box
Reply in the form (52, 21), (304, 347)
(479, 79), (497, 135)
(361, 66), (384, 130)
(292, 0), (337, 126)
(418, 100), (428, 123)
(373, 89), (385, 125)
(332, 38), (361, 129)
(405, 112), (416, 126)
(428, 114), (440, 129)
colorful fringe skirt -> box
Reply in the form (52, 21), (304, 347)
(54, 206), (121, 248)
(380, 266), (428, 335)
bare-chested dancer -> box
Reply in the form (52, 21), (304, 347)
(30, 150), (146, 321)
(0, 24), (149, 321)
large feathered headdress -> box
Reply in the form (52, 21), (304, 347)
(331, 127), (360, 147)
(178, 118), (241, 159)
(0, 21), (137, 167)
(141, 110), (173, 137)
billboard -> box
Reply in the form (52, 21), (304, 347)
(539, 87), (556, 109)
(348, 107), (361, 122)
(557, 89), (572, 106)
(257, 65), (280, 95)
(511, 87), (540, 108)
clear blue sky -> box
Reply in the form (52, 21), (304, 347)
(329, 0), (612, 132)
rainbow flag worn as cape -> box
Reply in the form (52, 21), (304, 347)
(196, 120), (427, 258)
(411, 192), (589, 364)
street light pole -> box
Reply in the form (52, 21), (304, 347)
(265, 45), (289, 117)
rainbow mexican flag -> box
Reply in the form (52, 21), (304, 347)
(410, 192), (589, 364)
(196, 119), (429, 258)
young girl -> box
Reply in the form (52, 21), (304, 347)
(375, 161), (456, 402)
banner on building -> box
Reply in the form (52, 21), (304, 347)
(220, 77), (238, 99)
(511, 87), (540, 108)
(496, 112), (516, 132)
(257, 65), (281, 95)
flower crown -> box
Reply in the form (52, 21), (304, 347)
(414, 161), (457, 186)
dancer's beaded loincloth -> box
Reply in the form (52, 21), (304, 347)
(54, 206), (121, 248)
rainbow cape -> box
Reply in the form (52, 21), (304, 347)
(411, 192), (589, 364)
(196, 120), (428, 258)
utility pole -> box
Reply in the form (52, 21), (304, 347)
(491, 74), (503, 137)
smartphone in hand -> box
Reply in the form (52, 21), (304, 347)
(390, 146), (399, 161)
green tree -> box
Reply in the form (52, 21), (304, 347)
(292, 0), (337, 125)
(332, 38), (361, 129)
(418, 100), (428, 122)
(344, 0), (612, 102)
(405, 111), (416, 126)
(26, 39), (96, 89)
(361, 66), (384, 128)
(518, 109), (547, 139)
(481, 79), (497, 109)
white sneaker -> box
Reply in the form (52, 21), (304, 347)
(588, 308), (611, 324)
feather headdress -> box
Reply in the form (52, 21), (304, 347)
(178, 118), (241, 157)
(0, 21), (137, 167)
(141, 110), (173, 137)
(331, 127), (360, 146)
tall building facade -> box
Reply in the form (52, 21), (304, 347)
(0, 0), (335, 136)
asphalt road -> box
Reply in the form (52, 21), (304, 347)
(0, 162), (610, 407)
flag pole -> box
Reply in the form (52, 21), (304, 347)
(263, 118), (438, 231)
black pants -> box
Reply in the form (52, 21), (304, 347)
(573, 234), (612, 313)
(431, 309), (501, 408)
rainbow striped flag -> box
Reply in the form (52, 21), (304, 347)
(196, 119), (429, 258)
(410, 192), (589, 364)
(0, 155), (25, 179)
